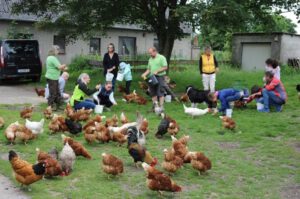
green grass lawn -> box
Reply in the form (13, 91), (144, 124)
(0, 66), (300, 199)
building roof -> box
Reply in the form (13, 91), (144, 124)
(233, 32), (300, 37)
(0, 0), (193, 34)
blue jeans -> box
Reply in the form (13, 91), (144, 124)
(74, 99), (96, 110)
(258, 89), (285, 112)
(219, 90), (241, 113)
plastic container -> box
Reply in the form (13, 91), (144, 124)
(106, 73), (114, 82)
(94, 105), (104, 114)
(116, 73), (124, 81)
(165, 95), (172, 103)
(256, 103), (264, 110)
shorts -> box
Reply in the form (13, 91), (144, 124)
(148, 76), (166, 97)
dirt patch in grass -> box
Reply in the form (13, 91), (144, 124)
(121, 182), (145, 196)
(291, 142), (300, 153)
(281, 185), (300, 199)
(0, 152), (8, 161)
(216, 142), (240, 150)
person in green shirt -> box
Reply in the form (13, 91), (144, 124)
(45, 45), (67, 110)
(141, 47), (168, 112)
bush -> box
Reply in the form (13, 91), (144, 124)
(68, 55), (93, 72)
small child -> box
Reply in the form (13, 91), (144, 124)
(265, 58), (280, 80)
(119, 62), (132, 95)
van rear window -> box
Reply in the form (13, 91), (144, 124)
(4, 41), (39, 58)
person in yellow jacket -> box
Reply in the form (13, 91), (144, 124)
(199, 46), (219, 92)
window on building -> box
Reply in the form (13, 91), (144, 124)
(53, 35), (66, 54)
(90, 38), (101, 54)
(118, 37), (136, 57)
(154, 38), (159, 51)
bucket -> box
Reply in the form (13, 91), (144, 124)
(165, 95), (172, 103)
(106, 73), (114, 81)
(94, 105), (104, 114)
(226, 109), (233, 118)
(256, 103), (264, 110)
(116, 73), (124, 81)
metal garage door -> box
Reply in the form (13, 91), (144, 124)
(242, 43), (271, 71)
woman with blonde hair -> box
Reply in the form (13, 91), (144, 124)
(70, 73), (100, 110)
(45, 45), (67, 110)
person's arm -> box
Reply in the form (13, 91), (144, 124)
(103, 54), (108, 71)
(78, 82), (97, 96)
(199, 56), (203, 74)
(109, 92), (117, 105)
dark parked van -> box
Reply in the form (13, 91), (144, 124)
(0, 39), (42, 82)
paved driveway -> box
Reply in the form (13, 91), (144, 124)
(0, 84), (46, 105)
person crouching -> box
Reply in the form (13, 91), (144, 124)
(70, 73), (100, 110)
(93, 82), (117, 111)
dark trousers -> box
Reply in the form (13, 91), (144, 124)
(47, 79), (62, 106)
(74, 99), (96, 110)
(94, 96), (113, 108)
(125, 80), (132, 95)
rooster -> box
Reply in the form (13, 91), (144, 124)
(25, 119), (44, 137)
(36, 148), (64, 177)
(62, 135), (92, 159)
(101, 153), (124, 177)
(4, 121), (19, 145)
(0, 116), (5, 128)
(43, 106), (53, 119)
(34, 88), (45, 97)
(142, 162), (182, 195)
(59, 142), (76, 175)
(187, 151), (212, 175)
(9, 150), (47, 190)
(220, 116), (236, 130)
(128, 143), (157, 168)
(20, 106), (34, 119)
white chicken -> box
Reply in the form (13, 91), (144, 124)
(59, 142), (76, 175)
(183, 104), (208, 118)
(25, 119), (45, 136)
(107, 122), (137, 134)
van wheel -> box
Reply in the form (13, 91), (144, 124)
(32, 77), (41, 83)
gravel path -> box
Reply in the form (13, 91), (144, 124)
(0, 175), (30, 199)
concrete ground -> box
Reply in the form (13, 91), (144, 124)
(0, 175), (30, 199)
(0, 84), (46, 105)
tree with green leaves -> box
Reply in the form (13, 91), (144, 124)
(11, 0), (300, 63)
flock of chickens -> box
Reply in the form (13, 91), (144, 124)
(0, 101), (219, 195)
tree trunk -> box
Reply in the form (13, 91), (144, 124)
(157, 32), (176, 74)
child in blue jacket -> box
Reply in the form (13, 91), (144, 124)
(119, 62), (132, 94)
(208, 88), (248, 116)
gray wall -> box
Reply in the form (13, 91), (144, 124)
(232, 33), (281, 67)
(280, 34), (300, 64)
(0, 21), (192, 65)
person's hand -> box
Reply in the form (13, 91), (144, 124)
(95, 84), (101, 90)
(153, 71), (158, 75)
(141, 74), (146, 80)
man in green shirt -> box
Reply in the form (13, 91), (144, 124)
(45, 45), (67, 110)
(142, 47), (168, 112)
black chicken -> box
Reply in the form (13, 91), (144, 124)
(155, 115), (170, 139)
(65, 119), (82, 135)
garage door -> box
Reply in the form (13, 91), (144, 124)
(242, 43), (271, 71)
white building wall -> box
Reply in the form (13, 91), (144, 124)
(280, 34), (300, 64)
(0, 21), (192, 64)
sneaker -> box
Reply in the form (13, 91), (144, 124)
(258, 108), (270, 113)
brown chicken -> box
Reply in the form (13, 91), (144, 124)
(171, 136), (189, 160)
(48, 114), (68, 134)
(118, 85), (126, 93)
(101, 153), (124, 177)
(161, 148), (183, 174)
(9, 150), (47, 189)
(166, 116), (180, 136)
(43, 106), (53, 119)
(4, 121), (19, 144)
(0, 116), (4, 128)
(180, 93), (189, 102)
(105, 115), (118, 127)
(36, 148), (64, 177)
(62, 135), (92, 159)
(83, 115), (103, 130)
(220, 116), (236, 130)
(20, 106), (34, 119)
(34, 88), (45, 97)
(120, 112), (129, 124)
(84, 126), (97, 144)
(139, 81), (148, 91)
(95, 122), (111, 143)
(65, 104), (92, 121)
(111, 132), (128, 146)
(15, 124), (34, 144)
(142, 163), (182, 195)
(128, 143), (157, 168)
(234, 100), (246, 108)
(135, 95), (147, 105)
(123, 90), (147, 105)
(139, 118), (149, 135)
(188, 151), (212, 175)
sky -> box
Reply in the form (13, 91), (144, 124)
(282, 12), (300, 33)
